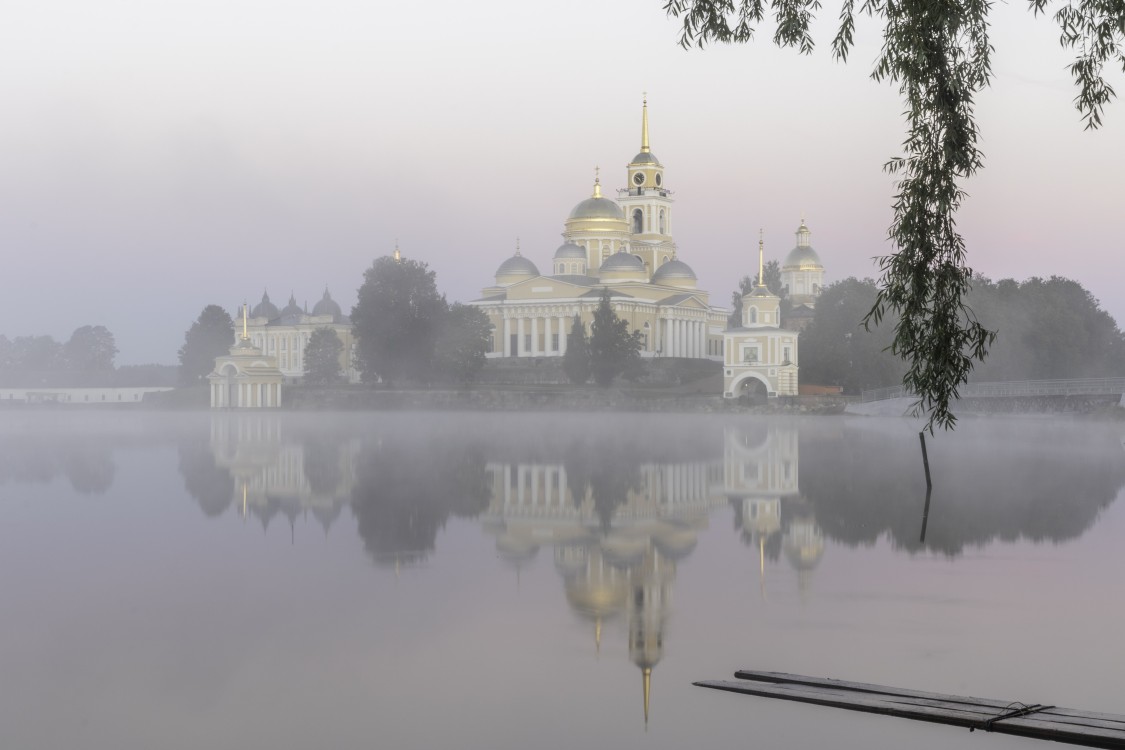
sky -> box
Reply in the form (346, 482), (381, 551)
(1, 0), (1122, 365)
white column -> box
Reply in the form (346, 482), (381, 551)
(503, 317), (512, 357)
(663, 318), (671, 357)
(558, 316), (568, 355)
(686, 321), (694, 359)
(531, 317), (539, 356)
(517, 318), (525, 357)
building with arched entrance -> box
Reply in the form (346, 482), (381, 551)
(208, 307), (284, 408)
(723, 236), (799, 398)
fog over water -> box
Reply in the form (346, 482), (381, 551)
(1, 411), (1123, 749)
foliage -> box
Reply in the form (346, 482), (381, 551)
(63, 325), (117, 372)
(563, 315), (591, 385)
(801, 275), (1125, 393)
(663, 0), (1125, 431)
(588, 289), (644, 387)
(799, 278), (905, 393)
(433, 303), (492, 385)
(352, 256), (447, 385)
(178, 305), (234, 386)
(728, 260), (789, 326)
(303, 328), (344, 385)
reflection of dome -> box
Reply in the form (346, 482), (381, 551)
(495, 254), (540, 281)
(783, 520), (824, 571)
(651, 259), (696, 287)
(554, 544), (588, 579)
(312, 289), (342, 318)
(601, 534), (648, 568)
(251, 291), (279, 320)
(553, 242), (586, 260)
(652, 524), (698, 560)
(569, 196), (625, 221)
(496, 534), (540, 567)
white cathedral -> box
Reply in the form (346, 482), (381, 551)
(471, 99), (729, 360)
(471, 98), (826, 398)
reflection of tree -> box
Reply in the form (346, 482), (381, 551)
(559, 438), (643, 530)
(352, 437), (490, 567)
(177, 440), (234, 517)
(302, 434), (343, 496)
(799, 426), (1125, 555)
(0, 437), (117, 494)
(64, 446), (115, 494)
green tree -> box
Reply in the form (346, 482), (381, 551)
(589, 289), (643, 387)
(560, 317), (589, 386)
(303, 328), (344, 385)
(728, 260), (789, 327)
(352, 256), (447, 385)
(63, 325), (117, 372)
(799, 278), (904, 394)
(563, 315), (591, 385)
(178, 305), (234, 386)
(10, 335), (64, 380)
(433, 303), (491, 385)
(664, 0), (1125, 430)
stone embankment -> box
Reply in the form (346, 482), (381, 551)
(287, 386), (849, 414)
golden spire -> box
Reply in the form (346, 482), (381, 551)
(640, 93), (650, 153)
(242, 301), (248, 339)
(393, 239), (402, 263)
(595, 617), (602, 656)
(758, 229), (765, 287)
(643, 667), (652, 726)
(592, 166), (602, 199)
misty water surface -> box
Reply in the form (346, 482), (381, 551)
(1, 411), (1123, 750)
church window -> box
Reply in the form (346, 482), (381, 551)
(659, 209), (665, 234)
(662, 256), (669, 265)
(632, 209), (643, 234)
(524, 334), (532, 351)
(783, 346), (791, 364)
(749, 308), (757, 324)
(551, 334), (559, 351)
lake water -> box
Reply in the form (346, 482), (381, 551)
(1, 411), (1123, 750)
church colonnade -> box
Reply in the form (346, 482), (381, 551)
(211, 380), (281, 409)
(491, 306), (716, 359)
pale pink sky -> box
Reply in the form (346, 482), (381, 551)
(1, 0), (1122, 364)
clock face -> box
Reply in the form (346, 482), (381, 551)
(655, 173), (662, 186)
(633, 172), (645, 186)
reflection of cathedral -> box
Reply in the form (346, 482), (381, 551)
(470, 99), (728, 359)
(208, 415), (357, 536)
(480, 426), (822, 722)
(723, 424), (823, 591)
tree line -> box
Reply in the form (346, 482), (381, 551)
(800, 275), (1125, 394)
(0, 326), (119, 387)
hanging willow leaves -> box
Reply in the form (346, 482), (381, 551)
(663, 0), (1125, 431)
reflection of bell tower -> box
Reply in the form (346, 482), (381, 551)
(628, 547), (674, 726)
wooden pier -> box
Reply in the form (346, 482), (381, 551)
(695, 671), (1125, 748)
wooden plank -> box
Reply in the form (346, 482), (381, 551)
(696, 675), (1125, 749)
(733, 671), (1125, 729)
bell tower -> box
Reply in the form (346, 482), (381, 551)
(618, 95), (676, 278)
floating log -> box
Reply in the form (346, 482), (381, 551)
(694, 671), (1125, 749)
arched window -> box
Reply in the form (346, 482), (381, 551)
(662, 255), (669, 265)
(658, 209), (665, 234)
(749, 307), (758, 324)
(632, 209), (643, 234)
